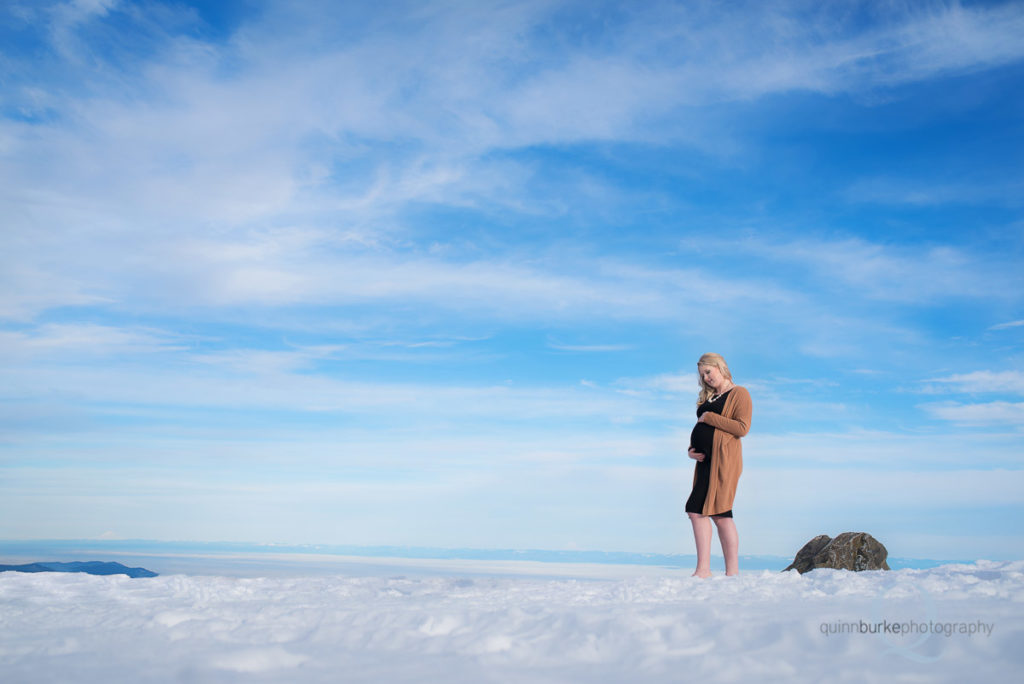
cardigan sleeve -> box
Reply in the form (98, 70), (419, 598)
(701, 386), (751, 437)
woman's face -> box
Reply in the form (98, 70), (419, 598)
(700, 364), (727, 391)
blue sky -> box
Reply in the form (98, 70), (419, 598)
(1, 0), (1022, 560)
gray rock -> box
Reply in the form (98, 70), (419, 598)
(783, 532), (890, 573)
(782, 534), (832, 573)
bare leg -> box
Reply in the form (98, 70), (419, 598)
(713, 516), (739, 576)
(688, 513), (713, 578)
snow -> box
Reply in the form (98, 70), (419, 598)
(1, 560), (1022, 683)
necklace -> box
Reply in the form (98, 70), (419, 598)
(708, 384), (733, 403)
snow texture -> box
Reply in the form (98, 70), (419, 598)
(1, 561), (1021, 683)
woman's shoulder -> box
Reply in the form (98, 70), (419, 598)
(728, 385), (751, 402)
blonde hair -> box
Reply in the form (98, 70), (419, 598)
(697, 352), (733, 405)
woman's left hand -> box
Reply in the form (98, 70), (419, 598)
(697, 413), (707, 423)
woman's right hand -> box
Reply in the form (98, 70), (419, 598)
(688, 448), (705, 462)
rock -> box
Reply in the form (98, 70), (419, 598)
(815, 532), (890, 572)
(783, 532), (890, 574)
(782, 534), (832, 573)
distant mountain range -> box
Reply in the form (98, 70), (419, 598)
(0, 561), (157, 578)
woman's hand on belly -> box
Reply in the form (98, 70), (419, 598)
(688, 448), (706, 462)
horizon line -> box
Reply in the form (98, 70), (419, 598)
(0, 538), (986, 565)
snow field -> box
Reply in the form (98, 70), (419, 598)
(1, 561), (1021, 683)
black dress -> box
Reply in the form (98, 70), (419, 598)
(685, 389), (733, 518)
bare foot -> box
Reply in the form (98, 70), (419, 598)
(691, 569), (712, 578)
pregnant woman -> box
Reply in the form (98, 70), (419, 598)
(686, 353), (752, 577)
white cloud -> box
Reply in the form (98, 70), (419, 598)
(0, 359), (680, 424)
(0, 263), (111, 322)
(190, 345), (345, 375)
(746, 429), (1024, 469)
(924, 370), (1024, 396)
(3, 1), (1022, 330)
(0, 215), (809, 325)
(743, 467), (1024, 510)
(990, 320), (1024, 331)
(0, 323), (187, 358)
(547, 341), (632, 353)
(615, 372), (697, 396)
(8, 0), (1024, 230)
(843, 177), (1024, 207)
(48, 0), (121, 61)
(920, 401), (1024, 426)
(687, 234), (1020, 304)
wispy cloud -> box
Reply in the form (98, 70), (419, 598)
(7, 1), (1024, 231)
(0, 360), (679, 423)
(687, 234), (1022, 304)
(2, 218), (810, 328)
(614, 372), (696, 397)
(547, 341), (633, 353)
(748, 429), (1024, 469)
(924, 370), (1024, 396)
(0, 323), (189, 358)
(920, 401), (1024, 426)
(4, 1), (1022, 325)
(843, 176), (1024, 207)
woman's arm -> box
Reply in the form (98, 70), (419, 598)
(700, 387), (752, 437)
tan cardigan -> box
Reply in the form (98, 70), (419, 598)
(694, 386), (752, 516)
